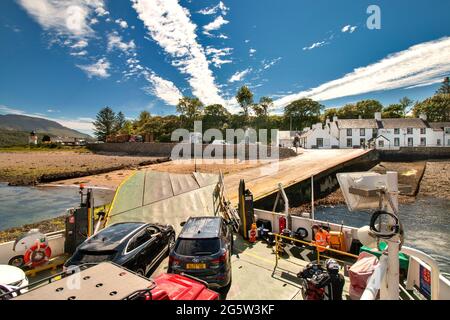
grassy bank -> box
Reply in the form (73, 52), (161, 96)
(0, 216), (65, 243)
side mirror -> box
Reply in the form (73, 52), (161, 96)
(180, 221), (186, 227)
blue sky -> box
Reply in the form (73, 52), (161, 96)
(0, 0), (449, 134)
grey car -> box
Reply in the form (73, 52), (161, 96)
(168, 217), (233, 289)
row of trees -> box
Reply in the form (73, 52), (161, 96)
(93, 77), (450, 141)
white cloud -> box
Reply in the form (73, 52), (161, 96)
(17, 0), (105, 39)
(203, 15), (229, 36)
(274, 37), (450, 108)
(77, 58), (110, 78)
(198, 1), (229, 16)
(144, 72), (183, 106)
(115, 18), (128, 29)
(249, 48), (256, 56)
(70, 50), (88, 56)
(206, 47), (233, 68)
(303, 41), (326, 51)
(132, 0), (225, 105)
(107, 32), (136, 54)
(71, 39), (88, 49)
(342, 25), (357, 33)
(229, 68), (251, 83)
(95, 6), (109, 17)
(262, 57), (282, 70)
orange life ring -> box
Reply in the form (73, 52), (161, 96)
(24, 243), (52, 267)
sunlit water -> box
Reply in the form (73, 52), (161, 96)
(0, 183), (114, 230)
(314, 196), (450, 277)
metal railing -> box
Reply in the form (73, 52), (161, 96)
(273, 233), (359, 270)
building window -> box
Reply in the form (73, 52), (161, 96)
(378, 140), (384, 148)
(420, 137), (426, 146)
(346, 138), (352, 147)
(407, 128), (413, 134)
(408, 137), (413, 146)
(316, 138), (323, 148)
(448, 139), (450, 146)
(437, 139), (441, 146)
(394, 128), (400, 134)
(360, 128), (365, 136)
(445, 128), (450, 134)
(420, 128), (426, 135)
(360, 138), (366, 147)
(346, 129), (352, 136)
(394, 138), (400, 146)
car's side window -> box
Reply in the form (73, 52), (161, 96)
(127, 229), (152, 252)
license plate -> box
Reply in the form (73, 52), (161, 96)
(186, 263), (206, 269)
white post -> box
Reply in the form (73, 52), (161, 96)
(380, 171), (400, 300)
(361, 253), (389, 300)
(311, 175), (315, 220)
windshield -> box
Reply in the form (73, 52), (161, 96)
(175, 238), (221, 256)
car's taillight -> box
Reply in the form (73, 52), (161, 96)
(211, 250), (228, 268)
(169, 256), (181, 268)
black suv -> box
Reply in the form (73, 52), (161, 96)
(65, 222), (175, 276)
(168, 217), (233, 289)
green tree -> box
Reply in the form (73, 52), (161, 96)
(93, 107), (117, 141)
(176, 96), (204, 130)
(203, 104), (230, 130)
(284, 98), (324, 130)
(135, 111), (152, 133)
(412, 94), (450, 122)
(258, 96), (273, 117)
(355, 99), (383, 118)
(41, 135), (51, 143)
(114, 111), (126, 133)
(382, 104), (405, 118)
(323, 108), (339, 121)
(236, 86), (254, 121)
(436, 76), (450, 94)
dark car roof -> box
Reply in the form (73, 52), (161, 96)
(179, 217), (222, 239)
(80, 222), (146, 251)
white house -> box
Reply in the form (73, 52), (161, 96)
(299, 112), (448, 150)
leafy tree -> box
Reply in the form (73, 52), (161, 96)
(176, 96), (204, 130)
(284, 98), (324, 130)
(382, 104), (405, 118)
(236, 86), (254, 121)
(114, 111), (126, 133)
(436, 76), (450, 94)
(41, 135), (51, 143)
(93, 107), (117, 141)
(355, 99), (383, 118)
(323, 108), (339, 121)
(258, 96), (273, 117)
(203, 104), (230, 130)
(120, 120), (134, 135)
(135, 111), (152, 133)
(412, 94), (450, 122)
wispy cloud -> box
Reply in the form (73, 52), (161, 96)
(341, 25), (357, 33)
(275, 37), (450, 108)
(203, 15), (229, 36)
(143, 71), (183, 106)
(198, 1), (229, 16)
(262, 57), (282, 70)
(132, 0), (224, 105)
(17, 0), (105, 39)
(249, 48), (256, 57)
(206, 47), (233, 68)
(229, 68), (251, 83)
(107, 32), (136, 54)
(77, 58), (110, 78)
(303, 41), (326, 51)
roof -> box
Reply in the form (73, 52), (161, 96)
(336, 119), (378, 129)
(179, 216), (222, 239)
(429, 122), (450, 131)
(380, 118), (428, 129)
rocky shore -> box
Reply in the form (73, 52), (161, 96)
(0, 216), (65, 243)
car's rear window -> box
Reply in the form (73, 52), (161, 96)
(175, 238), (221, 256)
(90, 223), (143, 242)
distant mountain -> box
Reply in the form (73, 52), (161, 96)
(0, 114), (91, 139)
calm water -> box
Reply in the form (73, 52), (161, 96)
(314, 196), (450, 277)
(0, 183), (114, 230)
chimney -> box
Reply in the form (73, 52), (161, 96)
(333, 116), (338, 122)
(374, 112), (382, 121)
(419, 113), (427, 121)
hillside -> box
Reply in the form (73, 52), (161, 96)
(0, 129), (54, 147)
(0, 114), (91, 139)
